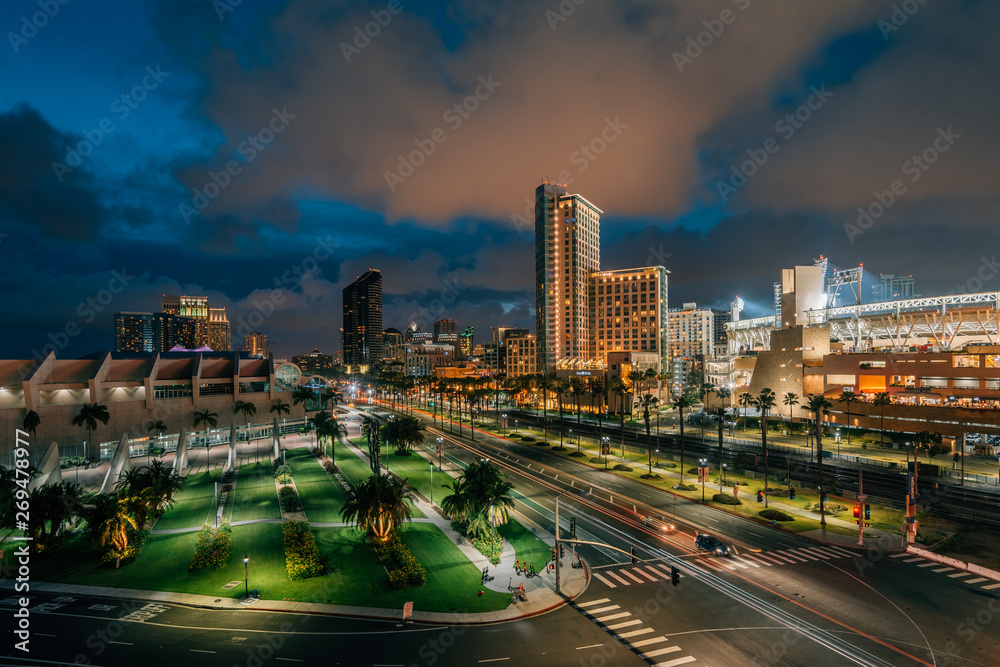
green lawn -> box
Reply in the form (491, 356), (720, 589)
(154, 468), (223, 531)
(230, 462), (281, 522)
(380, 449), (452, 506)
(285, 447), (347, 523)
(344, 439), (426, 519)
(499, 519), (552, 568)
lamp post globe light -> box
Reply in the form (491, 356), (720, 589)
(243, 554), (249, 598)
(721, 463), (727, 492)
(436, 437), (443, 471)
(502, 413), (507, 437)
(700, 458), (708, 502)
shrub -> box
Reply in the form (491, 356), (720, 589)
(534, 441), (549, 446)
(569, 451), (587, 458)
(472, 528), (503, 565)
(274, 464), (292, 480)
(713, 493), (742, 505)
(100, 529), (150, 567)
(282, 521), (323, 580)
(589, 457), (609, 464)
(613, 464), (633, 472)
(189, 524), (232, 572)
(759, 509), (794, 522)
(372, 534), (427, 588)
(520, 436), (536, 442)
(550, 446), (568, 451)
(279, 485), (301, 512)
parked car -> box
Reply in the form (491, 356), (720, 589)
(643, 516), (676, 533)
(694, 534), (731, 557)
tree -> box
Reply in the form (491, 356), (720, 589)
(232, 400), (257, 442)
(71, 403), (110, 451)
(715, 386), (732, 410)
(711, 405), (728, 471)
(634, 393), (659, 474)
(806, 394), (833, 526)
(588, 376), (606, 444)
(317, 418), (347, 461)
(872, 392), (892, 445)
(270, 400), (291, 418)
(553, 378), (570, 447)
(672, 395), (693, 482)
(757, 388), (777, 508)
(146, 419), (167, 456)
(291, 386), (313, 409)
(837, 389), (858, 448)
(609, 376), (629, 457)
(782, 392), (799, 431)
(22, 410), (41, 440)
(341, 473), (415, 542)
(738, 392), (754, 430)
(193, 410), (219, 431)
(382, 415), (424, 454)
(442, 460), (515, 534)
(569, 377), (587, 451)
(94, 496), (140, 568)
(536, 374), (556, 443)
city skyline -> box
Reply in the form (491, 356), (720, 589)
(3, 1), (999, 363)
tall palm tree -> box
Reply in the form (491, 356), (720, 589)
(872, 392), (892, 445)
(569, 377), (587, 449)
(553, 378), (570, 447)
(782, 392), (799, 432)
(699, 382), (715, 442)
(837, 389), (858, 449)
(96, 497), (139, 567)
(382, 415), (424, 454)
(806, 394), (833, 525)
(738, 391), (754, 430)
(291, 385), (313, 410)
(317, 419), (347, 462)
(536, 374), (555, 443)
(715, 386), (732, 410)
(441, 477), (472, 522)
(232, 400), (257, 444)
(757, 388), (777, 508)
(145, 419), (167, 459)
(192, 409), (218, 431)
(71, 403), (111, 453)
(340, 473), (415, 542)
(22, 410), (41, 441)
(711, 405), (728, 470)
(634, 393), (659, 474)
(270, 400), (291, 418)
(672, 395), (693, 482)
(609, 376), (629, 457)
(588, 376), (606, 443)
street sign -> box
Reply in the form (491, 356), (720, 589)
(402, 601), (414, 620)
(733, 485), (739, 499)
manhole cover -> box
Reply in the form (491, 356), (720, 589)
(221, 581), (242, 590)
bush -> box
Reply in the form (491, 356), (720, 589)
(534, 441), (549, 446)
(100, 529), (150, 567)
(569, 451), (587, 457)
(279, 485), (301, 512)
(189, 524), (232, 573)
(472, 528), (503, 565)
(589, 457), (609, 464)
(274, 464), (293, 484)
(372, 533), (427, 588)
(759, 509), (794, 522)
(520, 436), (535, 442)
(282, 521), (323, 580)
(550, 446), (568, 451)
(713, 493), (742, 505)
(613, 464), (633, 472)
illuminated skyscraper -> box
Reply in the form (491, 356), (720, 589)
(534, 182), (601, 372)
(342, 269), (383, 368)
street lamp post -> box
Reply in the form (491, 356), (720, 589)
(700, 458), (708, 503)
(514, 420), (518, 435)
(243, 554), (249, 598)
(437, 437), (443, 471)
(602, 437), (610, 470)
(721, 463), (727, 493)
(430, 462), (434, 506)
(655, 448), (659, 467)
(502, 413), (507, 437)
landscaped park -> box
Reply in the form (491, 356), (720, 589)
(0, 414), (552, 614)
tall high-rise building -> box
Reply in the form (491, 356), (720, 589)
(591, 267), (669, 371)
(458, 326), (474, 358)
(342, 269), (383, 368)
(433, 318), (458, 345)
(534, 182), (602, 372)
(115, 312), (155, 352)
(292, 348), (333, 374)
(505, 333), (537, 377)
(667, 303), (714, 359)
(162, 295), (212, 347)
(383, 328), (405, 361)
(208, 307), (231, 351)
(872, 274), (916, 301)
(243, 331), (269, 358)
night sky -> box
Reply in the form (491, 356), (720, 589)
(2, 0), (998, 361)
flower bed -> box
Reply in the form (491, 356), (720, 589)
(100, 529), (150, 567)
(282, 520), (323, 580)
(278, 485), (301, 512)
(371, 534), (426, 589)
(189, 523), (232, 572)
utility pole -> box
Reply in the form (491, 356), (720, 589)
(555, 496), (561, 595)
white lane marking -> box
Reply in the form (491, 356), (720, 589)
(791, 549), (820, 561)
(620, 569), (645, 583)
(653, 656), (697, 667)
(982, 583), (1000, 590)
(36, 634), (57, 638)
(932, 567), (955, 573)
(617, 628), (655, 638)
(109, 641), (132, 645)
(190, 650), (216, 654)
(630, 637), (669, 648)
(606, 571), (631, 586)
(964, 577), (988, 584)
(916, 562), (939, 568)
(576, 598), (611, 607)
(902, 558), (924, 563)
(812, 547), (846, 559)
(478, 659), (510, 663)
(275, 659), (304, 663)
(825, 546), (858, 558)
(595, 612), (632, 622)
(889, 552), (910, 558)
(591, 572), (617, 588)
(606, 619), (643, 630)
(948, 572), (972, 578)
(733, 556), (760, 568)
(585, 605), (621, 615)
(777, 550), (811, 563)
(802, 547), (835, 559)
(575, 644), (604, 650)
(743, 553), (778, 566)
(636, 568), (659, 582)
(642, 565), (666, 580)
(766, 552), (797, 564)
(642, 646), (682, 658)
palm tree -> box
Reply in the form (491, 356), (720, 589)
(872, 392), (892, 445)
(317, 419), (347, 462)
(553, 378), (570, 447)
(588, 376), (606, 444)
(757, 388), (777, 508)
(569, 377), (587, 450)
(711, 405), (728, 471)
(738, 391), (754, 430)
(71, 403), (110, 454)
(270, 400), (291, 418)
(22, 410), (41, 441)
(806, 394), (833, 525)
(441, 477), (472, 522)
(192, 409), (218, 431)
(634, 393), (659, 474)
(291, 386), (313, 410)
(715, 386), (732, 410)
(341, 473), (415, 542)
(536, 374), (556, 443)
(382, 415), (424, 454)
(233, 400), (257, 450)
(782, 392), (799, 433)
(609, 376), (629, 457)
(95, 497), (140, 567)
(145, 419), (167, 461)
(837, 389), (858, 450)
(673, 395), (692, 482)
(482, 478), (515, 528)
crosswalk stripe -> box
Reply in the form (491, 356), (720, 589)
(963, 577), (988, 584)
(652, 563), (675, 576)
(585, 605), (621, 615)
(889, 552), (911, 558)
(932, 567), (955, 573)
(791, 549), (821, 561)
(902, 557), (924, 563)
(576, 598), (612, 608)
(642, 646), (682, 659)
(749, 553), (783, 565)
(803, 547), (836, 559)
(815, 547), (849, 559)
(697, 558), (726, 571)
(825, 546), (858, 558)
(607, 619), (643, 630)
(620, 569), (645, 583)
(576, 598), (611, 608)
(765, 552), (797, 563)
(595, 612), (631, 622)
(652, 656), (697, 667)
(617, 628), (654, 638)
(606, 571), (631, 586)
(916, 562), (939, 568)
(733, 556), (761, 568)
(729, 558), (751, 569)
(948, 572), (971, 578)
(630, 637), (669, 648)
(982, 582), (1000, 590)
(591, 572), (617, 588)
(778, 550), (812, 562)
(639, 566), (662, 581)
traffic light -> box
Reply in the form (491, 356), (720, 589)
(570, 517), (577, 539)
(551, 548), (557, 562)
(864, 504), (871, 520)
(671, 566), (680, 587)
(756, 490), (763, 502)
(789, 488), (796, 500)
(853, 505), (861, 518)
(821, 492), (828, 503)
(559, 544), (565, 559)
(630, 545), (638, 565)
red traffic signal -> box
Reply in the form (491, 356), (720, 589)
(853, 505), (861, 518)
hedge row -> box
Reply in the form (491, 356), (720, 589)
(279, 485), (301, 512)
(372, 534), (426, 589)
(100, 529), (150, 567)
(282, 520), (323, 580)
(189, 524), (232, 573)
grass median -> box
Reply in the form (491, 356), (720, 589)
(284, 447), (347, 523)
(154, 468), (223, 531)
(231, 461), (281, 522)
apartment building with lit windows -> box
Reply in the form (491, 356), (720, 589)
(590, 266), (669, 372)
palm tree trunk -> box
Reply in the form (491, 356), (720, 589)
(762, 412), (769, 508)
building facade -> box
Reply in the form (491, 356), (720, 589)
(667, 303), (713, 359)
(383, 328), (405, 361)
(342, 269), (384, 368)
(459, 326), (474, 358)
(591, 267), (669, 373)
(162, 295), (212, 347)
(291, 348), (334, 374)
(403, 343), (455, 376)
(208, 307), (231, 352)
(243, 331), (269, 358)
(505, 333), (537, 377)
(534, 182), (602, 372)
(872, 274), (917, 301)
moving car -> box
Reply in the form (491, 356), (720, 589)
(694, 533), (731, 557)
(643, 516), (676, 533)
